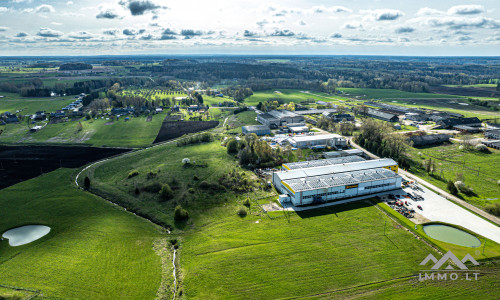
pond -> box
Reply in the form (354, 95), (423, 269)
(423, 224), (481, 248)
(2, 225), (51, 246)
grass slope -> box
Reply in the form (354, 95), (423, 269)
(181, 202), (433, 299)
(0, 169), (165, 299)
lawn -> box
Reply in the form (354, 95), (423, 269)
(338, 88), (458, 99)
(407, 143), (500, 208)
(0, 113), (167, 147)
(0, 92), (75, 115)
(0, 169), (167, 299)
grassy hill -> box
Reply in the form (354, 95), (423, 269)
(0, 169), (168, 299)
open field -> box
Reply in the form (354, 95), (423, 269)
(338, 88), (459, 99)
(0, 169), (166, 299)
(181, 200), (499, 299)
(0, 113), (167, 147)
(429, 85), (500, 99)
(407, 142), (500, 208)
(0, 92), (75, 115)
(244, 89), (348, 106)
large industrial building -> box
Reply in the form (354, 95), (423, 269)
(323, 149), (365, 159)
(242, 125), (271, 136)
(282, 155), (365, 170)
(273, 158), (401, 206)
(287, 134), (347, 149)
(257, 110), (305, 129)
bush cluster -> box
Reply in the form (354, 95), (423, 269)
(128, 170), (139, 178)
(174, 205), (189, 221)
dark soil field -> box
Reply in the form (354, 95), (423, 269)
(0, 145), (129, 189)
(153, 120), (219, 143)
(430, 86), (500, 98)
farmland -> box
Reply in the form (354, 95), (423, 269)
(337, 88), (459, 100)
(244, 89), (348, 106)
(153, 120), (219, 143)
(0, 169), (167, 299)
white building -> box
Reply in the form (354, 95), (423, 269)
(273, 159), (401, 206)
(282, 155), (365, 170)
(287, 134), (346, 149)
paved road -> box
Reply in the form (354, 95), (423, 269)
(348, 137), (500, 226)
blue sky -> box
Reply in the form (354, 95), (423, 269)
(0, 0), (499, 55)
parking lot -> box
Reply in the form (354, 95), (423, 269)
(382, 177), (500, 244)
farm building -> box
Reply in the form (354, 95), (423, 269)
(436, 117), (481, 129)
(287, 134), (347, 149)
(257, 110), (305, 129)
(482, 140), (500, 150)
(273, 158), (401, 206)
(364, 109), (399, 122)
(111, 107), (135, 115)
(282, 155), (365, 170)
(409, 134), (451, 146)
(364, 102), (417, 115)
(323, 149), (365, 159)
(453, 125), (481, 133)
(242, 125), (271, 136)
(405, 113), (429, 122)
(485, 129), (500, 140)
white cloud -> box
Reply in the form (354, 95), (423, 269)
(0, 27), (9, 32)
(0, 7), (8, 13)
(417, 7), (442, 16)
(37, 28), (63, 37)
(364, 9), (404, 21)
(67, 1), (74, 5)
(448, 5), (484, 15)
(426, 16), (500, 30)
(35, 5), (55, 14)
(307, 5), (352, 14)
(343, 22), (363, 30)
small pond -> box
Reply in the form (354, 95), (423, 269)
(2, 225), (51, 246)
(423, 224), (481, 248)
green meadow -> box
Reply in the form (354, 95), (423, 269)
(0, 169), (167, 299)
(244, 89), (348, 106)
(0, 92), (75, 115)
(338, 88), (458, 99)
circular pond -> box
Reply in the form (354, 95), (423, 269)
(423, 224), (481, 248)
(2, 225), (51, 246)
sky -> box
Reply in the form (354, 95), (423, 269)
(0, 0), (499, 56)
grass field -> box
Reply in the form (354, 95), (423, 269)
(407, 143), (500, 208)
(0, 92), (75, 115)
(338, 88), (459, 99)
(244, 89), (348, 106)
(0, 169), (167, 299)
(444, 84), (498, 88)
(0, 113), (167, 147)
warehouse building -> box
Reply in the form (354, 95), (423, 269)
(485, 129), (500, 140)
(273, 159), (401, 206)
(282, 155), (365, 170)
(242, 125), (271, 136)
(409, 134), (450, 146)
(257, 110), (305, 129)
(363, 108), (399, 122)
(287, 134), (347, 149)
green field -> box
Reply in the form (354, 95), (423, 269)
(338, 88), (459, 99)
(0, 169), (168, 299)
(407, 143), (500, 208)
(0, 92), (75, 115)
(244, 89), (348, 106)
(444, 84), (498, 88)
(0, 113), (167, 147)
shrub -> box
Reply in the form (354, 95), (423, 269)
(484, 203), (500, 217)
(227, 139), (238, 154)
(237, 207), (247, 217)
(128, 170), (139, 178)
(193, 175), (199, 181)
(243, 198), (251, 207)
(83, 176), (91, 189)
(182, 158), (190, 165)
(143, 182), (162, 193)
(147, 170), (157, 179)
(174, 205), (189, 222)
(159, 184), (174, 201)
(134, 187), (140, 195)
(447, 180), (458, 195)
(188, 188), (195, 194)
(475, 144), (489, 153)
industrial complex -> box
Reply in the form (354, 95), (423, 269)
(273, 158), (401, 206)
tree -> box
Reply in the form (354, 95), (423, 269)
(227, 139), (238, 154)
(174, 205), (189, 222)
(84, 176), (91, 190)
(159, 184), (174, 201)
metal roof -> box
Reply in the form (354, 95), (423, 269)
(283, 156), (365, 170)
(242, 125), (270, 131)
(289, 134), (344, 143)
(268, 110), (300, 119)
(275, 158), (398, 181)
(283, 167), (400, 192)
